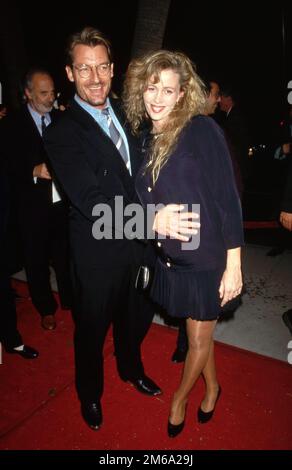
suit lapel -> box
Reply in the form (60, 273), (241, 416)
(69, 99), (136, 176)
(110, 98), (143, 179)
(68, 101), (135, 201)
(68, 99), (142, 202)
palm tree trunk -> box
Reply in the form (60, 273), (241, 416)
(131, 0), (171, 58)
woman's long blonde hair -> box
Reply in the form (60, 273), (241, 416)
(123, 50), (207, 183)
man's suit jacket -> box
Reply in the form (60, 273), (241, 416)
(2, 105), (62, 214)
(44, 98), (149, 270)
(221, 106), (250, 180)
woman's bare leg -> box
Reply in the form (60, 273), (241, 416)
(201, 339), (220, 411)
(169, 318), (217, 425)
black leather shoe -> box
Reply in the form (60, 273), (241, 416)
(7, 345), (39, 359)
(197, 386), (221, 424)
(81, 402), (102, 430)
(126, 375), (162, 396)
(167, 419), (185, 438)
(171, 348), (187, 363)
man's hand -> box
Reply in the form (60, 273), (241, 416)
(153, 204), (200, 242)
(33, 163), (51, 180)
(280, 211), (292, 231)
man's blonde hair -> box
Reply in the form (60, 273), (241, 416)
(66, 26), (112, 65)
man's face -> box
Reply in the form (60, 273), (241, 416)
(25, 73), (55, 114)
(205, 81), (221, 115)
(0, 106), (7, 119)
(219, 94), (233, 113)
(66, 44), (114, 109)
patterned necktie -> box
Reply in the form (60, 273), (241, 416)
(41, 115), (47, 136)
(102, 108), (130, 173)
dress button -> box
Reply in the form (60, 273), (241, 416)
(147, 186), (152, 192)
(157, 242), (161, 247)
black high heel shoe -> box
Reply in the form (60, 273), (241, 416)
(167, 404), (187, 438)
(167, 419), (185, 438)
(197, 386), (221, 424)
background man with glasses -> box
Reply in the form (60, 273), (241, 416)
(44, 26), (199, 430)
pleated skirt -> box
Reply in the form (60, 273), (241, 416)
(150, 257), (226, 321)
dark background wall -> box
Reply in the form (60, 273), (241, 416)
(164, 2), (291, 143)
(0, 1), (291, 144)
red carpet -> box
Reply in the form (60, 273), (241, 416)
(0, 280), (292, 450)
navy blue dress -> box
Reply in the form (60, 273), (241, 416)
(136, 115), (244, 320)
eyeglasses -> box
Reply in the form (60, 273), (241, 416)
(73, 63), (111, 79)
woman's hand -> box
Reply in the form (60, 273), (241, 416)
(153, 204), (200, 241)
(219, 247), (242, 307)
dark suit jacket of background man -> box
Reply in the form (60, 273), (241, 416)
(1, 105), (71, 316)
(220, 106), (250, 183)
(43, 98), (156, 402)
(2, 106), (66, 211)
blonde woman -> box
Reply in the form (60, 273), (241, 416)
(123, 50), (244, 437)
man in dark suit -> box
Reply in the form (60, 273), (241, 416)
(219, 87), (250, 185)
(2, 68), (71, 331)
(0, 154), (39, 359)
(44, 27), (199, 430)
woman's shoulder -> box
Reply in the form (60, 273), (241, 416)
(186, 114), (223, 137)
(178, 115), (226, 161)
